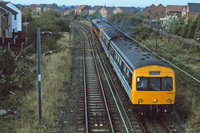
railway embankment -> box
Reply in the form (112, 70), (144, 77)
(0, 32), (72, 133)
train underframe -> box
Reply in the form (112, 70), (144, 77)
(135, 104), (174, 116)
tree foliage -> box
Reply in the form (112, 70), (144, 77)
(0, 49), (17, 96)
(107, 12), (150, 40)
(161, 13), (200, 39)
(22, 7), (32, 22)
(27, 10), (69, 50)
(89, 11), (102, 20)
(161, 14), (179, 33)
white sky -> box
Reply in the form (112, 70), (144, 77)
(9, 0), (200, 7)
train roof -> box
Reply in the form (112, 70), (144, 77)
(110, 37), (170, 70)
(92, 19), (111, 30)
(92, 19), (170, 70)
(101, 26), (124, 41)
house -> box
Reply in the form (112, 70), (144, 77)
(75, 5), (90, 14)
(165, 5), (185, 18)
(29, 4), (37, 12)
(89, 6), (103, 15)
(43, 4), (59, 12)
(82, 10), (89, 15)
(143, 4), (166, 20)
(35, 4), (46, 14)
(99, 7), (115, 18)
(4, 2), (22, 32)
(151, 4), (166, 20)
(182, 6), (187, 18)
(143, 4), (156, 18)
(186, 3), (200, 21)
(113, 7), (134, 14)
(61, 9), (74, 15)
(0, 2), (18, 38)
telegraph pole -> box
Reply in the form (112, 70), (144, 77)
(69, 11), (71, 44)
(37, 28), (42, 125)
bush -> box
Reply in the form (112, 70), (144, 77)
(0, 49), (17, 97)
(134, 23), (151, 40)
(27, 10), (70, 52)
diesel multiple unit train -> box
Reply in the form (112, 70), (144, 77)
(91, 19), (176, 116)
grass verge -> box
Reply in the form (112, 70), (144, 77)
(0, 32), (71, 133)
(142, 37), (200, 130)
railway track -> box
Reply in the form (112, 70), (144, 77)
(74, 23), (114, 133)
(73, 21), (183, 133)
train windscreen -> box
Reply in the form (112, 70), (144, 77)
(136, 77), (173, 91)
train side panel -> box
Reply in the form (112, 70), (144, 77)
(99, 30), (133, 101)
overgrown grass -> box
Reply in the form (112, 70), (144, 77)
(142, 37), (200, 130)
(0, 32), (72, 132)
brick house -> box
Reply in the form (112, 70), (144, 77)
(143, 4), (166, 20)
(61, 9), (74, 16)
(113, 7), (134, 14)
(151, 4), (166, 20)
(99, 7), (115, 18)
(35, 4), (46, 14)
(29, 4), (37, 12)
(143, 4), (156, 18)
(75, 5), (90, 14)
(165, 5), (185, 18)
(43, 4), (59, 12)
(185, 3), (200, 21)
(89, 6), (103, 15)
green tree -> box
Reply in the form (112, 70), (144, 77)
(0, 49), (16, 75)
(161, 14), (179, 33)
(0, 49), (17, 96)
(27, 10), (68, 50)
(89, 11), (102, 20)
(134, 23), (151, 40)
(180, 23), (188, 38)
(22, 7), (32, 22)
(186, 19), (197, 38)
(194, 14), (200, 39)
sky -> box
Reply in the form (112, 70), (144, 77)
(9, 0), (200, 7)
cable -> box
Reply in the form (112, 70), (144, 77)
(106, 20), (200, 83)
(42, 35), (91, 56)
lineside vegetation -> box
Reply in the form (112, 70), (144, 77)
(108, 13), (200, 130)
(0, 10), (71, 132)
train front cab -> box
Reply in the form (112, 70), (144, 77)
(132, 65), (175, 116)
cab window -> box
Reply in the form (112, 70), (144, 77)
(136, 77), (173, 91)
(162, 77), (173, 91)
(136, 77), (148, 91)
(149, 78), (160, 91)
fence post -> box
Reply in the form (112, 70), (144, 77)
(26, 38), (28, 45)
(2, 37), (4, 44)
(14, 37), (16, 44)
(21, 43), (23, 50)
(8, 42), (10, 50)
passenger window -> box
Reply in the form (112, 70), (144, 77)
(162, 78), (173, 91)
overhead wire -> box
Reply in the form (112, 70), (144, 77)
(106, 20), (200, 83)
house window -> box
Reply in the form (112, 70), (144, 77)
(14, 14), (17, 20)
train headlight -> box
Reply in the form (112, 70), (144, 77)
(138, 98), (143, 104)
(153, 99), (157, 103)
(167, 98), (172, 103)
